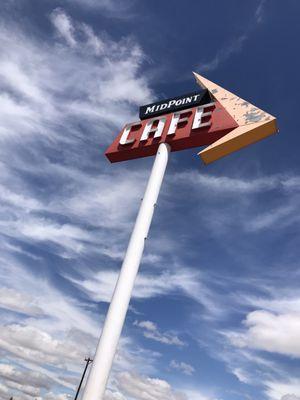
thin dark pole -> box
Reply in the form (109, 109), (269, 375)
(74, 358), (93, 400)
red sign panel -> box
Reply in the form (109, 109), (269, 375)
(105, 101), (238, 163)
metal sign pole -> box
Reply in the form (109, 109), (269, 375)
(82, 142), (171, 400)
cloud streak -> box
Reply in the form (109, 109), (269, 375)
(134, 320), (186, 347)
(197, 0), (268, 72)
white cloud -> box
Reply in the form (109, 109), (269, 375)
(0, 60), (44, 103)
(104, 371), (207, 400)
(10, 217), (93, 255)
(0, 287), (43, 316)
(0, 9), (152, 143)
(50, 8), (76, 47)
(281, 396), (300, 400)
(0, 382), (8, 396)
(178, 389), (216, 400)
(135, 320), (155, 331)
(0, 363), (51, 391)
(247, 205), (296, 232)
(0, 257), (101, 338)
(0, 361), (74, 398)
(44, 394), (72, 400)
(105, 390), (126, 400)
(134, 320), (185, 347)
(227, 310), (300, 358)
(241, 292), (300, 317)
(0, 324), (83, 366)
(5, 379), (40, 397)
(81, 23), (105, 55)
(232, 368), (250, 384)
(265, 379), (300, 400)
(115, 371), (187, 400)
(170, 360), (195, 376)
(67, 266), (222, 319)
(50, 8), (131, 57)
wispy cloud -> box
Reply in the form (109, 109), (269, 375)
(134, 320), (186, 347)
(112, 371), (187, 400)
(169, 170), (300, 235)
(65, 0), (134, 15)
(198, 35), (247, 73)
(231, 367), (251, 384)
(171, 171), (300, 194)
(169, 360), (195, 376)
(50, 9), (77, 47)
(197, 0), (268, 72)
(255, 0), (267, 24)
(0, 287), (44, 316)
(66, 265), (224, 320)
(265, 379), (300, 400)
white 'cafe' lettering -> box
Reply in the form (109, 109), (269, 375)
(120, 102), (215, 145)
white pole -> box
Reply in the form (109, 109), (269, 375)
(81, 142), (171, 400)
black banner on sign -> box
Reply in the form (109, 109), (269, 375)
(139, 89), (211, 120)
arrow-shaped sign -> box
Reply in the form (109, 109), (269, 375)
(193, 72), (278, 164)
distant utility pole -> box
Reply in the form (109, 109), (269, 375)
(74, 358), (93, 400)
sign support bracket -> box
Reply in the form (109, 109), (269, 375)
(82, 142), (170, 400)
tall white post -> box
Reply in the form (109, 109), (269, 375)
(82, 143), (171, 400)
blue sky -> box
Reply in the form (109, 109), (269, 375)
(0, 0), (299, 399)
